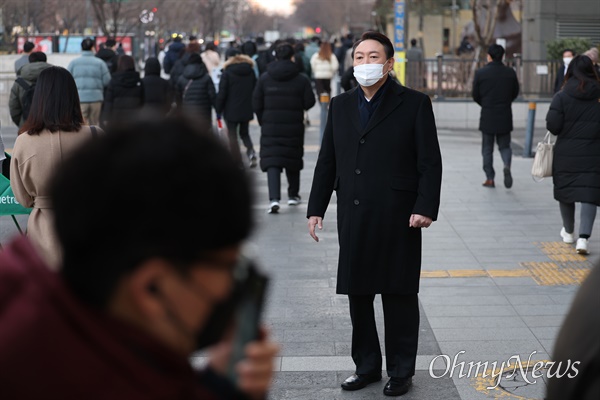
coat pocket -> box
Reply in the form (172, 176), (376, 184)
(390, 176), (418, 192)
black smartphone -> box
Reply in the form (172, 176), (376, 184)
(226, 258), (269, 383)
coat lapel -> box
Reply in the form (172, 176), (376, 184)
(361, 81), (404, 138)
(341, 87), (362, 135)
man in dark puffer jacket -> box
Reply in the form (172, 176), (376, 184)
(176, 53), (216, 124)
(253, 43), (316, 214)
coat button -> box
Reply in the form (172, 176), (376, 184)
(354, 199), (360, 205)
(355, 169), (361, 175)
(359, 138), (365, 144)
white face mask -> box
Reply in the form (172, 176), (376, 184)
(354, 61), (388, 87)
(563, 57), (573, 66)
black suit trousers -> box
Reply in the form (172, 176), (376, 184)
(348, 293), (419, 378)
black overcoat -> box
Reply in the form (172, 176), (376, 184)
(472, 61), (519, 134)
(307, 80), (442, 295)
(546, 79), (600, 206)
(253, 60), (316, 171)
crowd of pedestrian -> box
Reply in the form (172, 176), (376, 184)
(2, 32), (599, 400)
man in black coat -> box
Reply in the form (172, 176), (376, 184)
(307, 32), (442, 397)
(253, 43), (315, 213)
(472, 44), (519, 188)
(554, 49), (575, 94)
(95, 38), (119, 75)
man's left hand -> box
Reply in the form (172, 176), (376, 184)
(409, 214), (432, 228)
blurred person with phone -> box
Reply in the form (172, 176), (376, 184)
(0, 117), (278, 400)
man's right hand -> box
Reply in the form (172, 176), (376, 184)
(308, 216), (323, 242)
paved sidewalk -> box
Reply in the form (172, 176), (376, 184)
(244, 106), (598, 400)
(1, 104), (597, 399)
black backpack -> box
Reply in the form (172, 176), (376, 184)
(15, 77), (36, 121)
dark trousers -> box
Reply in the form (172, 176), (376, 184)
(225, 120), (254, 165)
(482, 132), (512, 180)
(267, 167), (300, 201)
(348, 293), (419, 378)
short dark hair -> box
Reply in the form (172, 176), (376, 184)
(105, 38), (117, 48)
(275, 43), (294, 60)
(19, 66), (83, 135)
(81, 37), (94, 51)
(28, 51), (47, 63)
(52, 117), (253, 308)
(410, 38), (417, 47)
(23, 41), (35, 53)
(564, 54), (600, 91)
(189, 35), (197, 41)
(487, 44), (505, 62)
(117, 55), (135, 72)
(351, 31), (394, 60)
(242, 40), (257, 57)
(562, 49), (575, 57)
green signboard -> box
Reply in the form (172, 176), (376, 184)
(0, 173), (31, 216)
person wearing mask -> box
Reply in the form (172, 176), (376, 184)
(307, 31), (442, 397)
(9, 67), (98, 270)
(9, 51), (52, 128)
(67, 37), (111, 126)
(142, 57), (171, 115)
(216, 49), (257, 168)
(253, 43), (316, 213)
(15, 41), (35, 75)
(0, 117), (279, 399)
(554, 49), (575, 93)
(177, 53), (216, 124)
(102, 55), (144, 127)
(546, 55), (600, 255)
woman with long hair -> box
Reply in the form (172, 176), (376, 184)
(546, 55), (600, 255)
(102, 55), (144, 127)
(10, 66), (98, 269)
(310, 41), (339, 100)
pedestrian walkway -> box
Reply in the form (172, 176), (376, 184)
(1, 104), (597, 399)
(238, 105), (598, 400)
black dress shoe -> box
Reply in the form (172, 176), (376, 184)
(383, 377), (412, 396)
(341, 373), (382, 391)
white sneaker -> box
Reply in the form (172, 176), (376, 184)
(560, 227), (575, 244)
(267, 201), (280, 214)
(288, 196), (301, 206)
(576, 238), (589, 255)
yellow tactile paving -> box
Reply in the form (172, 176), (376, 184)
(448, 269), (489, 277)
(419, 242), (591, 286)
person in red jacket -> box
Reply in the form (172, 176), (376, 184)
(0, 117), (278, 400)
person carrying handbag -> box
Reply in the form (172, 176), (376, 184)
(546, 55), (600, 255)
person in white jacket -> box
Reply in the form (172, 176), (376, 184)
(310, 42), (339, 102)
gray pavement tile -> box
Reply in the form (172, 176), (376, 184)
(491, 277), (538, 286)
(512, 304), (571, 316)
(279, 342), (336, 356)
(426, 316), (527, 329)
(422, 305), (518, 317)
(419, 286), (504, 296)
(432, 327), (537, 342)
(539, 339), (556, 354)
(419, 295), (510, 306)
(497, 285), (578, 296)
(506, 294), (554, 305)
(265, 317), (334, 330)
(420, 277), (497, 287)
(284, 329), (354, 343)
(529, 326), (561, 340)
(548, 293), (577, 305)
(519, 315), (566, 327)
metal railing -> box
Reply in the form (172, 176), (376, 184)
(403, 56), (561, 99)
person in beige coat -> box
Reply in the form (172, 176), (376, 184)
(10, 66), (96, 270)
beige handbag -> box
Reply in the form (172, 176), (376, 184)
(531, 131), (555, 181)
